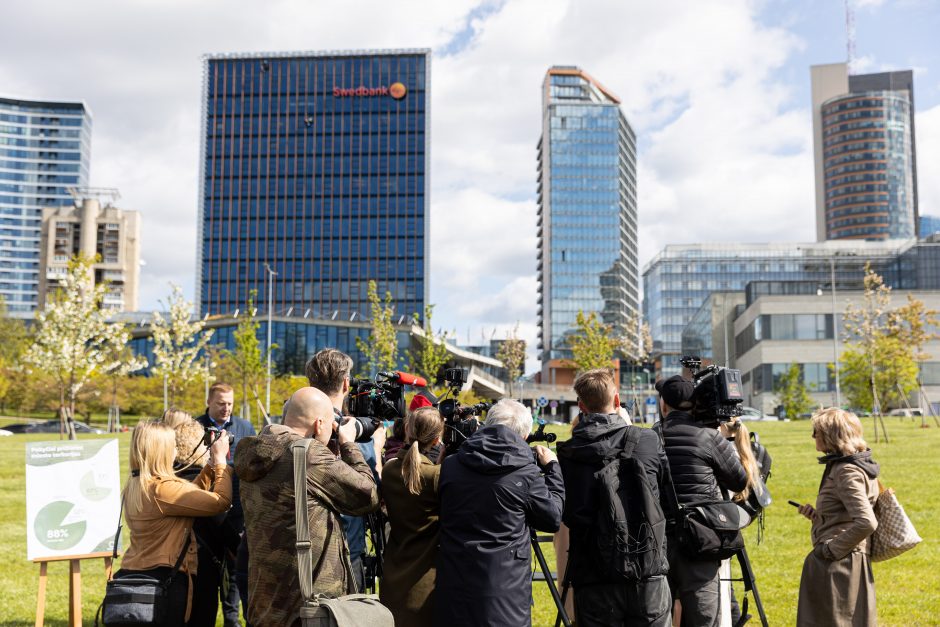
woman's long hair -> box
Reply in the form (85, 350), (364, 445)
(726, 418), (763, 503)
(402, 407), (444, 496)
(124, 421), (178, 514)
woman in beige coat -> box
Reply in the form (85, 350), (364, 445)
(380, 407), (444, 627)
(796, 408), (880, 627)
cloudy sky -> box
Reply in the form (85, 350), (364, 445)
(2, 0), (938, 370)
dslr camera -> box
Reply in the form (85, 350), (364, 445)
(202, 425), (235, 448)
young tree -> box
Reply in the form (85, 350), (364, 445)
(496, 324), (527, 397)
(223, 292), (273, 423)
(774, 362), (814, 419)
(151, 284), (214, 410)
(356, 280), (399, 375)
(841, 264), (933, 413)
(22, 256), (136, 439)
(619, 310), (653, 365)
(408, 304), (451, 383)
(567, 310), (619, 373)
(100, 342), (148, 431)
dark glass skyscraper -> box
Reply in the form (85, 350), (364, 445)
(197, 50), (429, 320)
(537, 66), (639, 379)
(0, 97), (91, 316)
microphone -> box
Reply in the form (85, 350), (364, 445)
(380, 371), (428, 387)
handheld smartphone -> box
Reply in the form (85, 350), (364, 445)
(788, 500), (801, 508)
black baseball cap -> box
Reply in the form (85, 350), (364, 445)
(655, 375), (695, 410)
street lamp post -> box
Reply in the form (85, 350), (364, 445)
(263, 263), (277, 417)
(829, 257), (842, 408)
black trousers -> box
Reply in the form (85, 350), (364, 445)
(187, 546), (223, 627)
(666, 541), (721, 627)
(574, 576), (672, 627)
(114, 567), (188, 627)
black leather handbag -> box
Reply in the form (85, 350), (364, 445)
(95, 498), (191, 626)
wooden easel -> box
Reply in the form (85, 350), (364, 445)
(34, 551), (115, 627)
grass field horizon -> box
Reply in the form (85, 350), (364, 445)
(1, 415), (937, 625)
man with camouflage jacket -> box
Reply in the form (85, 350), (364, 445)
(234, 387), (379, 627)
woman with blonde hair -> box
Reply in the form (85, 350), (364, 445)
(380, 407), (445, 627)
(161, 408), (193, 429)
(115, 420), (233, 625)
(719, 418), (765, 505)
(796, 408), (880, 627)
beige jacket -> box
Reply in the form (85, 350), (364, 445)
(121, 463), (233, 574)
(811, 454), (879, 558)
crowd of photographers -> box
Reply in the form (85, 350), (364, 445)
(116, 347), (880, 627)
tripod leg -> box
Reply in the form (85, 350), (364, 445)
(735, 548), (768, 627)
(531, 532), (571, 627)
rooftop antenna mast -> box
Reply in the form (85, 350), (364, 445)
(845, 0), (857, 75)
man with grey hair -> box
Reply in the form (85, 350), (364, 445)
(435, 399), (565, 626)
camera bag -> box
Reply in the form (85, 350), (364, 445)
(292, 439), (393, 627)
(95, 495), (191, 626)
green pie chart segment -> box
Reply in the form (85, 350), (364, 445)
(80, 470), (111, 501)
(34, 500), (86, 551)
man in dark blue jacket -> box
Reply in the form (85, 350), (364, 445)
(435, 399), (565, 627)
(196, 382), (256, 627)
(558, 368), (672, 627)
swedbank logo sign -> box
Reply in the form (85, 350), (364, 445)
(333, 82), (408, 100)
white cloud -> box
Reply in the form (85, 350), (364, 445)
(10, 0), (926, 377)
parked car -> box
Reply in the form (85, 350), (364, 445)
(887, 408), (923, 418)
(738, 406), (779, 421)
(2, 419), (105, 434)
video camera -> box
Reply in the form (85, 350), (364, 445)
(690, 364), (744, 427)
(436, 368), (488, 454)
(526, 420), (556, 444)
(342, 371), (427, 442)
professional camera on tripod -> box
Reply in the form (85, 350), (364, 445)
(342, 370), (428, 443)
(681, 355), (745, 427)
(435, 368), (492, 455)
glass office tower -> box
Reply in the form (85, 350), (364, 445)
(197, 50), (429, 320)
(0, 97), (91, 316)
(537, 67), (639, 379)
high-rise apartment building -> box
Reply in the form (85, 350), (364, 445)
(197, 50), (429, 321)
(537, 67), (639, 382)
(0, 96), (91, 316)
(811, 63), (917, 241)
(39, 189), (140, 311)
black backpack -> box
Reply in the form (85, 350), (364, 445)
(592, 427), (668, 581)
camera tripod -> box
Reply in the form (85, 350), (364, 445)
(530, 530), (572, 627)
(726, 546), (768, 627)
(362, 510), (386, 595)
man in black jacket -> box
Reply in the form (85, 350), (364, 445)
(656, 375), (748, 627)
(435, 399), (565, 627)
(557, 368), (672, 627)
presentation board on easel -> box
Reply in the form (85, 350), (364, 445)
(26, 439), (121, 627)
(26, 439), (121, 559)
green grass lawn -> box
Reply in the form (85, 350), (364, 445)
(531, 418), (940, 626)
(0, 418), (936, 625)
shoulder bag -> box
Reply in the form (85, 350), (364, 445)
(870, 480), (922, 562)
(291, 439), (393, 627)
(95, 495), (192, 626)
(657, 427), (748, 561)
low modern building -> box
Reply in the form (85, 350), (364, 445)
(733, 288), (940, 414)
(680, 291), (746, 369)
(39, 189), (140, 311)
(122, 312), (508, 399)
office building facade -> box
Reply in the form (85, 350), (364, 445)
(0, 97), (91, 316)
(39, 190), (140, 311)
(811, 63), (917, 241)
(197, 49), (429, 323)
(920, 215), (940, 239)
(643, 240), (919, 376)
(537, 66), (639, 381)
